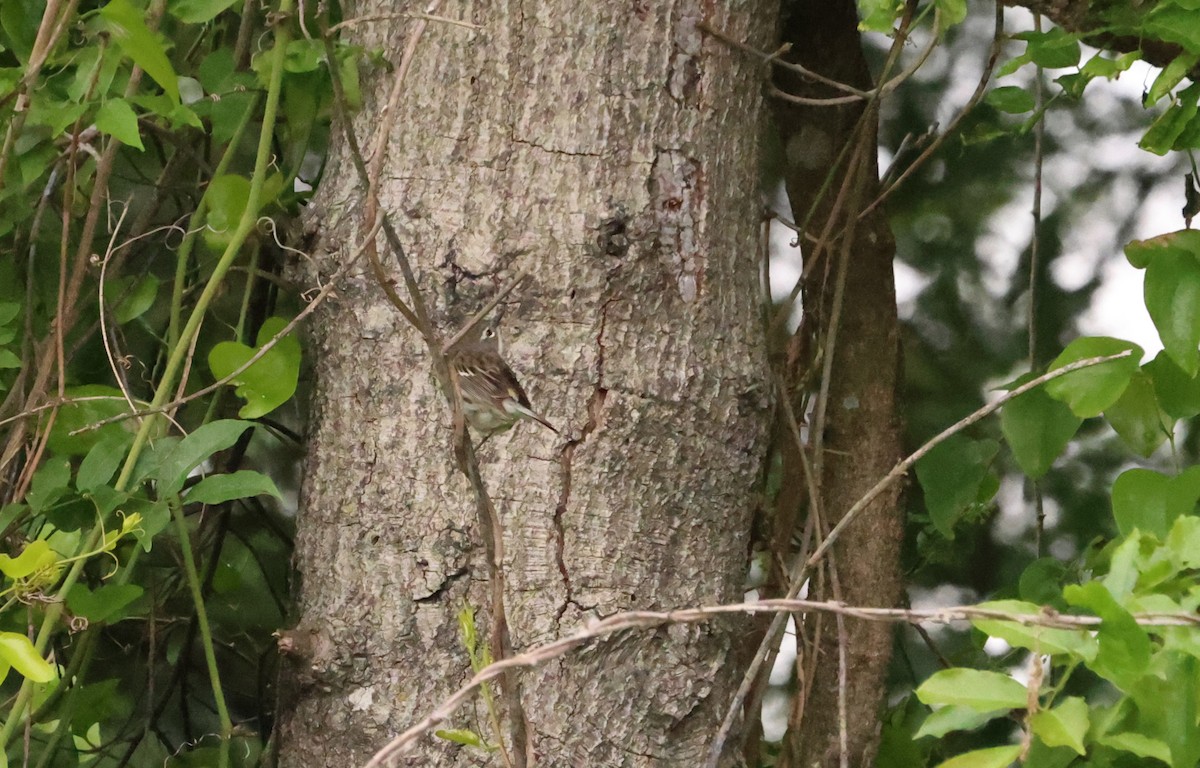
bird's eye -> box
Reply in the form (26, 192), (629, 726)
(483, 327), (496, 339)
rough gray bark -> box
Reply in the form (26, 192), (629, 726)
(277, 1), (775, 765)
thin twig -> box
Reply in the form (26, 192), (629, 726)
(805, 351), (1134, 569)
(67, 219), (381, 435)
(364, 595), (1198, 765)
(860, 2), (1005, 220)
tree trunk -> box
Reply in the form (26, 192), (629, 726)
(277, 2), (776, 765)
(772, 2), (904, 766)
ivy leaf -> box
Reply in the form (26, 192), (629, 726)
(856, 0), (901, 34)
(1145, 251), (1200, 376)
(1000, 376), (1082, 479)
(915, 435), (998, 538)
(1044, 337), (1141, 417)
(1144, 351), (1200, 419)
(1104, 370), (1169, 457)
(46, 385), (143, 457)
(207, 317), (301, 419)
(66, 583), (144, 623)
(1111, 466), (1200, 538)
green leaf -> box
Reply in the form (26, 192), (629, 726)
(65, 583), (143, 623)
(1140, 83), (1200, 155)
(0, 349), (20, 368)
(1097, 733), (1172, 765)
(856, 0), (901, 33)
(0, 631), (54, 683)
(168, 0), (241, 24)
(915, 704), (1005, 738)
(77, 434), (131, 492)
(1019, 558), (1068, 607)
(1000, 377), (1082, 479)
(915, 668), (1027, 711)
(971, 600), (1097, 661)
(99, 0), (180, 103)
(1125, 654), (1200, 768)
(1063, 582), (1150, 689)
(0, 302), (20, 326)
(434, 729), (487, 749)
(0, 541), (56, 579)
(934, 0), (967, 30)
(1111, 466), (1200, 539)
(1145, 351), (1200, 419)
(915, 435), (998, 538)
(106, 274), (159, 324)
(46, 385), (142, 457)
(283, 38), (324, 73)
(27, 98), (88, 135)
(94, 98), (144, 151)
(1147, 52), (1200, 106)
(1126, 229), (1200, 270)
(1030, 697), (1088, 755)
(1145, 4), (1200, 55)
(986, 85), (1035, 114)
(184, 470), (282, 505)
(1145, 249), (1200, 375)
(1044, 337), (1141, 417)
(1105, 371), (1169, 456)
(1015, 28), (1081, 69)
(153, 420), (255, 495)
(336, 47), (362, 110)
(207, 317), (301, 419)
(26, 458), (71, 513)
(1, 0), (38, 62)
(1166, 515), (1200, 569)
(933, 744), (1022, 768)
(128, 498), (171, 553)
(203, 174), (252, 248)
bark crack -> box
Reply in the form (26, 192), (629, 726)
(552, 305), (613, 628)
(511, 136), (606, 159)
(412, 566), (469, 604)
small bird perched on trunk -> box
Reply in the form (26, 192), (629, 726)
(447, 324), (558, 436)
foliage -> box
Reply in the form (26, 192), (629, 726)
(0, 0), (345, 763)
(1, 0), (1199, 765)
(872, 2), (1200, 768)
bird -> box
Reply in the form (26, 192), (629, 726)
(447, 324), (558, 436)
